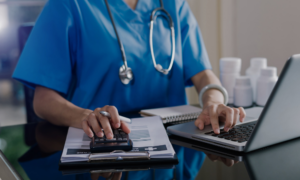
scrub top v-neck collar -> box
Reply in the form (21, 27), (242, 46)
(108, 0), (160, 23)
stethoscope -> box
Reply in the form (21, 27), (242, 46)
(104, 0), (175, 85)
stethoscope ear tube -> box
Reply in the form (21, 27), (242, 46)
(149, 8), (175, 75)
(150, 8), (174, 28)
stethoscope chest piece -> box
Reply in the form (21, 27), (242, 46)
(119, 65), (133, 85)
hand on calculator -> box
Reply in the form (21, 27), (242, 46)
(90, 128), (133, 153)
(82, 106), (131, 139)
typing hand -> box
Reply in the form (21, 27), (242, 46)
(82, 105), (131, 139)
(195, 103), (246, 134)
(205, 153), (240, 167)
(90, 172), (122, 180)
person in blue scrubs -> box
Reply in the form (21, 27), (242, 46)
(13, 0), (246, 138)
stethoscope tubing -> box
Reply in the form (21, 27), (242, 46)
(104, 0), (175, 84)
(104, 0), (129, 70)
(149, 7), (175, 74)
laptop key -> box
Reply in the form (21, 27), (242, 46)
(220, 131), (228, 134)
(231, 138), (239, 141)
(223, 134), (232, 138)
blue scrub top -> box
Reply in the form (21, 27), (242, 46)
(13, 0), (211, 112)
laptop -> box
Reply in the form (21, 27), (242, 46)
(167, 54), (300, 152)
(0, 150), (22, 180)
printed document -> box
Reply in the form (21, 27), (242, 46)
(61, 116), (175, 163)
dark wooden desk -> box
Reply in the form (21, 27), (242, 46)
(0, 121), (299, 180)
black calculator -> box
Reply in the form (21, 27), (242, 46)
(90, 129), (133, 153)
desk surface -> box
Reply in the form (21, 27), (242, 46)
(0, 120), (299, 180)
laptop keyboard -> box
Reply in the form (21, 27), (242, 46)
(204, 121), (257, 143)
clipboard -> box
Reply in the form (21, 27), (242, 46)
(87, 150), (150, 161)
(59, 162), (176, 175)
(59, 150), (178, 168)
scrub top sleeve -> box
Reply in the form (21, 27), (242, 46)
(179, 0), (212, 87)
(13, 0), (76, 94)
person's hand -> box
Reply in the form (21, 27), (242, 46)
(205, 153), (239, 167)
(81, 105), (130, 139)
(195, 103), (246, 134)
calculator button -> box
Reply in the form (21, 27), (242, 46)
(120, 134), (128, 140)
(106, 138), (116, 141)
(95, 137), (104, 141)
(115, 134), (122, 141)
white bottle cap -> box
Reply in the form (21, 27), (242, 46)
(260, 67), (277, 77)
(220, 57), (241, 73)
(235, 76), (251, 86)
(250, 57), (267, 69)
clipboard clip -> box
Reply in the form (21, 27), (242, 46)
(88, 150), (150, 162)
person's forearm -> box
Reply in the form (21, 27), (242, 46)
(191, 70), (224, 108)
(33, 86), (92, 128)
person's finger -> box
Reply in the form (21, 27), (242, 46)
(225, 158), (234, 167)
(112, 172), (122, 180)
(90, 173), (100, 180)
(219, 157), (227, 165)
(90, 172), (112, 180)
(218, 105), (234, 132)
(238, 107), (246, 122)
(105, 106), (121, 129)
(120, 121), (131, 134)
(209, 105), (220, 134)
(205, 153), (218, 162)
(195, 116), (205, 130)
(232, 108), (240, 128)
(95, 108), (113, 139)
(101, 172), (112, 179)
(87, 112), (103, 137)
(82, 119), (93, 138)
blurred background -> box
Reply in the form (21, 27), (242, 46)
(0, 0), (300, 127)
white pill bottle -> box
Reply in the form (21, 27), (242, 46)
(219, 57), (241, 104)
(234, 76), (253, 107)
(245, 58), (267, 102)
(256, 67), (278, 106)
